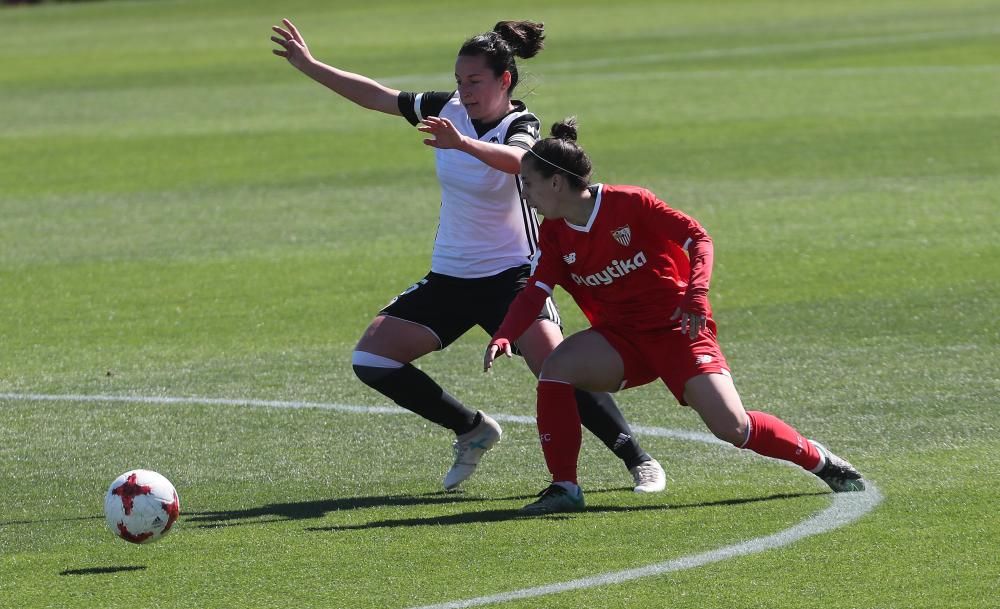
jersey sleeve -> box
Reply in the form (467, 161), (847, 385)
(492, 223), (566, 342)
(397, 91), (456, 126)
(642, 190), (714, 315)
(527, 222), (568, 294)
(504, 113), (541, 150)
(492, 283), (547, 343)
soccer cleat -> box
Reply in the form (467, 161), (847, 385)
(519, 484), (586, 515)
(810, 440), (865, 492)
(443, 412), (502, 491)
(629, 458), (666, 493)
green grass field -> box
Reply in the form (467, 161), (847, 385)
(2, 0), (998, 607)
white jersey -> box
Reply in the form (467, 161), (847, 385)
(399, 91), (540, 278)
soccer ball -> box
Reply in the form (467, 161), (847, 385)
(104, 469), (180, 544)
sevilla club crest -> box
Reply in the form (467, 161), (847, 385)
(611, 225), (632, 247)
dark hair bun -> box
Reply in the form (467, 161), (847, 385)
(550, 117), (578, 142)
(493, 20), (545, 59)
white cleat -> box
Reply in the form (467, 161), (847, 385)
(443, 412), (502, 491)
(630, 458), (666, 493)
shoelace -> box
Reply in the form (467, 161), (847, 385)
(635, 463), (659, 482)
(821, 458), (860, 480)
(452, 440), (472, 463)
(536, 484), (565, 498)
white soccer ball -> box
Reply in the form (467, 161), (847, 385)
(104, 469), (180, 544)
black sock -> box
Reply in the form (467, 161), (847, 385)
(353, 364), (478, 434)
(575, 390), (650, 469)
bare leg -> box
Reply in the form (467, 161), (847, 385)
(683, 373), (823, 471)
(682, 373), (749, 446)
(355, 314), (439, 363)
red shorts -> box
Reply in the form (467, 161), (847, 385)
(592, 321), (730, 405)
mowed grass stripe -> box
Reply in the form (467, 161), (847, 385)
(1, 0), (998, 607)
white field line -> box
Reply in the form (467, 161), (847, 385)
(0, 392), (401, 415)
(0, 392), (726, 445)
(407, 485), (882, 609)
(1, 391), (881, 608)
(380, 27), (1000, 86)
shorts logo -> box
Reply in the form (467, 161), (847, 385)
(563, 253), (576, 264)
(695, 354), (713, 365)
(611, 225), (632, 247)
(387, 278), (428, 306)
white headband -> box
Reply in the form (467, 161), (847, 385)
(526, 148), (588, 181)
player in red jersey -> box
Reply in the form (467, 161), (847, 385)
(485, 118), (865, 514)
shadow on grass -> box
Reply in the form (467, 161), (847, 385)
(0, 515), (103, 528)
(60, 566), (147, 576)
(185, 492), (481, 529)
(307, 490), (829, 531)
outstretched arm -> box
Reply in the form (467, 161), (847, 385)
(418, 116), (526, 174)
(271, 19), (401, 116)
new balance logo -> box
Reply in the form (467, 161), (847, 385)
(695, 354), (713, 365)
(563, 253), (576, 264)
(570, 251), (647, 287)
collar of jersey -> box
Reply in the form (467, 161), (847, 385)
(469, 98), (527, 138)
(564, 184), (603, 233)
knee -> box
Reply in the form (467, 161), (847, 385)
(353, 363), (389, 387)
(702, 415), (749, 447)
(352, 351), (402, 386)
(538, 356), (574, 385)
(718, 423), (749, 447)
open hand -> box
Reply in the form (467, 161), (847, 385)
(484, 337), (513, 372)
(671, 307), (707, 340)
(418, 116), (466, 149)
(271, 18), (313, 70)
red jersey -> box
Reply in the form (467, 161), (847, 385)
(527, 184), (712, 334)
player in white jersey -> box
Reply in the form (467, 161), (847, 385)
(271, 19), (664, 493)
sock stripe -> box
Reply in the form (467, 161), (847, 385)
(739, 413), (753, 449)
(351, 350), (404, 369)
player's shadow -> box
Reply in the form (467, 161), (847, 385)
(60, 566), (147, 576)
(307, 490), (828, 531)
(0, 515), (103, 528)
(185, 492), (481, 529)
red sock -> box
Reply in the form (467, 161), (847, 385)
(742, 410), (822, 471)
(536, 380), (582, 484)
